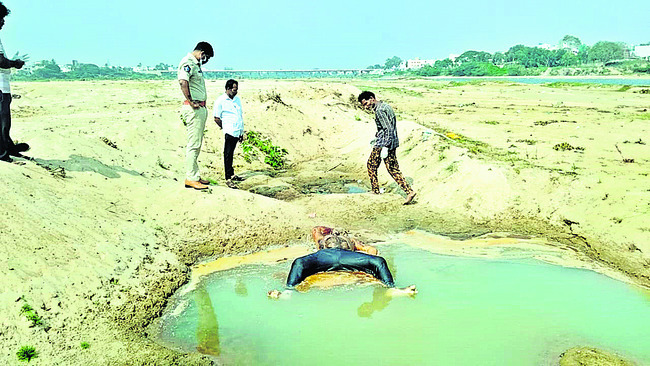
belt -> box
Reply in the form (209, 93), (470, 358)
(183, 100), (206, 107)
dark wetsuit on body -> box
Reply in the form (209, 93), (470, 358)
(286, 248), (395, 288)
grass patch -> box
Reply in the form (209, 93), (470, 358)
(445, 162), (459, 173)
(617, 85), (632, 92)
(20, 302), (43, 327)
(481, 120), (500, 125)
(553, 142), (584, 151)
(637, 112), (650, 120)
(516, 139), (537, 145)
(543, 81), (592, 88)
(16, 346), (38, 363)
(80, 342), (90, 349)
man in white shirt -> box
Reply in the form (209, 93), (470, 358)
(0, 2), (27, 163)
(213, 79), (244, 186)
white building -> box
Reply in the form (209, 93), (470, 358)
(406, 58), (436, 69)
(633, 45), (650, 59)
(536, 43), (559, 51)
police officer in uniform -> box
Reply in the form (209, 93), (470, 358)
(178, 41), (214, 190)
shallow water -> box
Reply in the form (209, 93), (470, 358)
(156, 244), (650, 365)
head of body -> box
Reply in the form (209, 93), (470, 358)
(192, 41), (214, 65)
(0, 2), (10, 30)
(318, 232), (355, 251)
(358, 91), (377, 110)
(225, 79), (238, 99)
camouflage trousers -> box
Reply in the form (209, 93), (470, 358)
(367, 147), (413, 195)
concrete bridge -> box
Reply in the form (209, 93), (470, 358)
(151, 69), (376, 79)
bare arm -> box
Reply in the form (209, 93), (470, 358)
(178, 79), (200, 109)
(352, 238), (378, 255)
(214, 116), (222, 129)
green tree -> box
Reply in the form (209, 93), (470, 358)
(417, 65), (443, 76)
(450, 62), (506, 76)
(154, 62), (171, 70)
(456, 50), (492, 64)
(434, 58), (454, 69)
(383, 56), (402, 69)
(577, 44), (590, 64)
(70, 63), (101, 78)
(560, 35), (582, 49)
(492, 52), (506, 65)
(559, 51), (579, 66)
(32, 59), (63, 79)
(589, 41), (625, 63)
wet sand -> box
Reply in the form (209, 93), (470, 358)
(1, 78), (648, 364)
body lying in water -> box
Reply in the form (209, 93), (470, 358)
(268, 226), (417, 298)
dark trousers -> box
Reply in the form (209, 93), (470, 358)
(0, 93), (14, 160)
(286, 249), (395, 288)
(224, 133), (239, 180)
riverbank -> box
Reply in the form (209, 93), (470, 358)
(1, 78), (648, 365)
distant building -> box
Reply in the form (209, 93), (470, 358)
(559, 42), (579, 55)
(536, 43), (559, 51)
(406, 58), (436, 69)
(633, 44), (650, 59)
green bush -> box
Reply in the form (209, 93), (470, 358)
(16, 346), (38, 363)
(241, 131), (288, 168)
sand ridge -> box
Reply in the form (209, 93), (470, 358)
(0, 78), (648, 365)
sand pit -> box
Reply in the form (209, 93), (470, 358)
(1, 78), (648, 364)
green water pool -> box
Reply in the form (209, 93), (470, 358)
(154, 244), (650, 365)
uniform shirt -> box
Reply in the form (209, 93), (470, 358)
(177, 52), (206, 101)
(213, 93), (244, 138)
(373, 101), (399, 149)
(0, 38), (11, 93)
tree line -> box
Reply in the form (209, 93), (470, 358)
(370, 36), (650, 76)
(13, 60), (175, 81)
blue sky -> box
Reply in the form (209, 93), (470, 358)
(2, 0), (649, 69)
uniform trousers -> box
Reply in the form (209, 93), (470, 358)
(182, 105), (207, 181)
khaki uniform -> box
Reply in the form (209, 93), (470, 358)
(178, 53), (208, 181)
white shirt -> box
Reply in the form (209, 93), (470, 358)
(213, 93), (244, 138)
(0, 38), (11, 93)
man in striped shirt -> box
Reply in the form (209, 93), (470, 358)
(358, 91), (416, 205)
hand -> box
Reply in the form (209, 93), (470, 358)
(13, 59), (25, 69)
(190, 100), (200, 109)
(386, 285), (418, 297)
(239, 133), (244, 143)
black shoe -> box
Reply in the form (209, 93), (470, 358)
(231, 175), (245, 182)
(10, 143), (30, 155)
(0, 155), (13, 163)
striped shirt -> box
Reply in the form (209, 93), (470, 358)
(373, 101), (399, 149)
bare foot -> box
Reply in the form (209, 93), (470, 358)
(403, 191), (416, 205)
(386, 285), (418, 297)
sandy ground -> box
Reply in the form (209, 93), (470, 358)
(0, 78), (648, 365)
